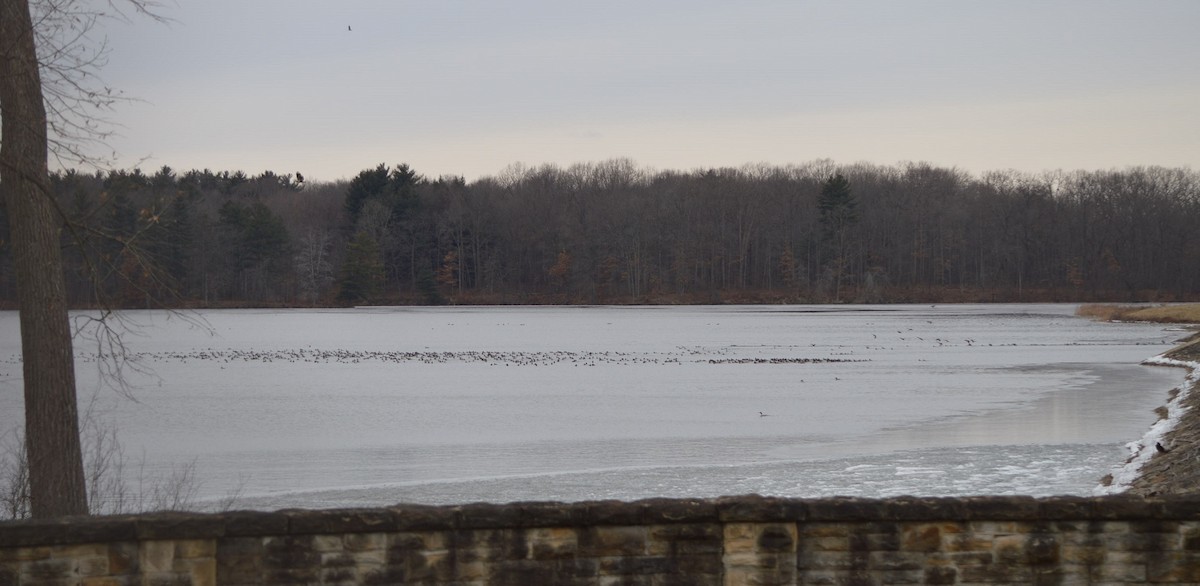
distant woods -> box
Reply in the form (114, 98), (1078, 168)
(2, 159), (1200, 308)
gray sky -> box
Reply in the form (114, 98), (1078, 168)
(93, 1), (1200, 182)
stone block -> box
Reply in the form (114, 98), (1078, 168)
(1027, 534), (1060, 565)
(342, 532), (385, 553)
(139, 540), (174, 574)
(866, 551), (922, 572)
(943, 532), (992, 553)
(179, 557), (215, 586)
(1108, 530), (1179, 552)
(463, 528), (526, 561)
(580, 526), (647, 557)
(674, 553), (722, 577)
(1092, 560), (1148, 582)
(265, 566), (319, 584)
(49, 543), (107, 560)
(528, 527), (578, 560)
(946, 550), (994, 566)
(876, 568), (924, 584)
(993, 533), (1026, 564)
(799, 535), (850, 552)
(262, 535), (318, 569)
(970, 519), (1031, 536)
(20, 558), (73, 582)
(796, 551), (853, 571)
(723, 551), (761, 569)
(142, 572), (192, 586)
(75, 555), (109, 577)
(1060, 542), (1105, 566)
(757, 525), (797, 553)
(386, 531), (428, 553)
(453, 559), (487, 581)
(1183, 526), (1200, 551)
(598, 555), (674, 576)
(723, 566), (794, 586)
(320, 566), (356, 584)
(647, 523), (722, 556)
(81, 578), (134, 586)
(319, 552), (356, 568)
(923, 565), (957, 585)
(860, 532), (899, 552)
(1132, 519), (1180, 534)
(959, 561), (1034, 584)
(351, 548), (386, 567)
(308, 534), (342, 553)
(0, 546), (50, 563)
(797, 523), (853, 538)
(900, 524), (941, 553)
(214, 537), (261, 584)
(173, 539), (214, 560)
(1147, 551), (1200, 583)
(797, 569), (840, 585)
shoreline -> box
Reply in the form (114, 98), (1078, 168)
(1106, 334), (1200, 496)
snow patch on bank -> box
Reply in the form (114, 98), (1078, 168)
(1094, 354), (1200, 494)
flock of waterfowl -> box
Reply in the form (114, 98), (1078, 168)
(62, 346), (877, 368)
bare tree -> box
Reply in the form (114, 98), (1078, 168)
(1, 0), (89, 518)
(1, 0), (163, 518)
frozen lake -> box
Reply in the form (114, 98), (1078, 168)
(0, 304), (1188, 510)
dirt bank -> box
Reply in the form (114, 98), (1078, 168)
(1124, 333), (1200, 496)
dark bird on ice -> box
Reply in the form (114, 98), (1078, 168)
(348, 25), (352, 31)
(1156, 442), (1170, 454)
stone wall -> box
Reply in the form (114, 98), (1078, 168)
(3, 495), (1200, 585)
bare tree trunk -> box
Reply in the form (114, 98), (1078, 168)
(0, 0), (89, 518)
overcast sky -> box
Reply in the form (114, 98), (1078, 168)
(90, 1), (1200, 182)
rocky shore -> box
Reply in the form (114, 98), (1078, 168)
(1124, 333), (1200, 496)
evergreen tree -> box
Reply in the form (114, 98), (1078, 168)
(818, 173), (857, 241)
(817, 173), (859, 301)
(337, 231), (385, 304)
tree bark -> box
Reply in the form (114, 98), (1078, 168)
(0, 0), (89, 517)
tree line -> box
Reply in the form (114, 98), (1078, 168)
(2, 159), (1199, 308)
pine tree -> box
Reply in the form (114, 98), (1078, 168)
(817, 174), (859, 301)
(337, 231), (385, 304)
(818, 173), (857, 241)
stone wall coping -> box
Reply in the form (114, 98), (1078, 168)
(2, 494), (1198, 548)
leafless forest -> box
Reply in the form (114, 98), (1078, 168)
(3, 159), (1198, 308)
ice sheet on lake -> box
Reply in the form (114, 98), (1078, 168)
(0, 303), (1188, 509)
